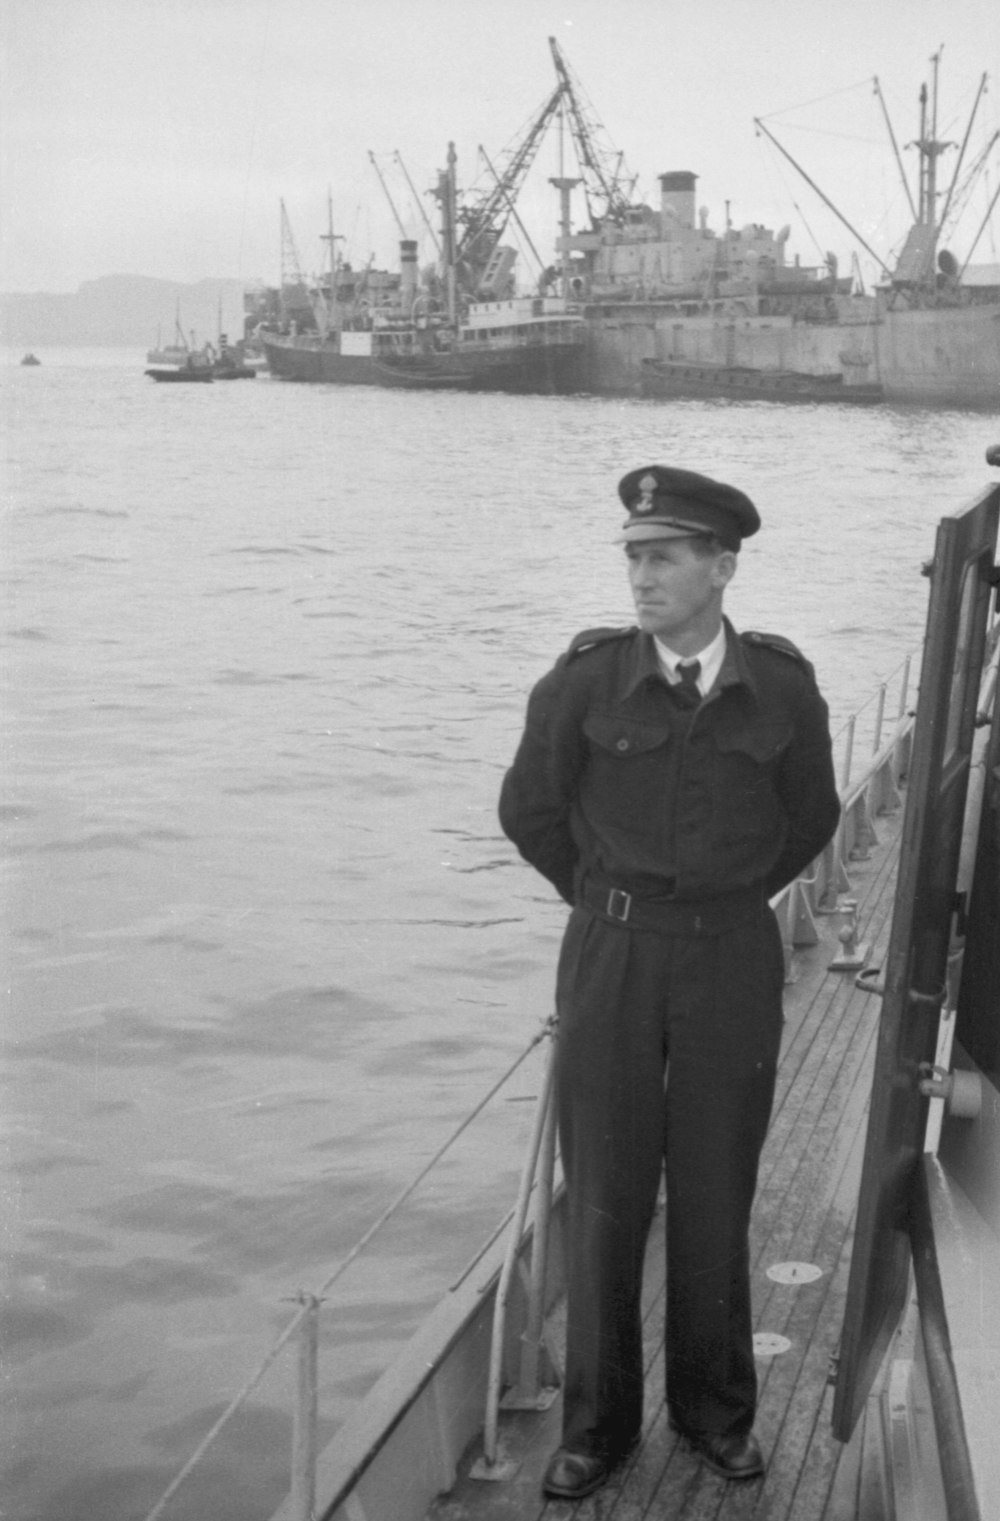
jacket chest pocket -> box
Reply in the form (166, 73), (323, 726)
(712, 721), (793, 816)
(583, 712), (673, 760)
(714, 719), (792, 766)
(581, 713), (674, 830)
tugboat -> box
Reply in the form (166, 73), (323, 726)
(210, 335), (257, 380)
(144, 351), (215, 383)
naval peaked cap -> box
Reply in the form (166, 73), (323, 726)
(618, 465), (761, 550)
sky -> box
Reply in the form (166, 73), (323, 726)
(2, 0), (998, 295)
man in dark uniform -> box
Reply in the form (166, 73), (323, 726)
(498, 466), (840, 1500)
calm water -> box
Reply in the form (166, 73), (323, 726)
(2, 349), (997, 1521)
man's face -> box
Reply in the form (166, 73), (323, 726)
(625, 537), (736, 646)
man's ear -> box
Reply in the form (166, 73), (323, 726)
(712, 550), (738, 589)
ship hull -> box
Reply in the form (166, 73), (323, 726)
(878, 304), (1000, 408)
(144, 366), (214, 383)
(581, 298), (1000, 410)
(261, 331), (587, 394)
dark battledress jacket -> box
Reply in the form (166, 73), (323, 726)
(499, 618), (841, 1452)
(499, 618), (840, 907)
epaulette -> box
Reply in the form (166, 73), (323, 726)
(741, 630), (813, 671)
(560, 625), (635, 665)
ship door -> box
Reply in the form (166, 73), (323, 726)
(831, 481), (1000, 1441)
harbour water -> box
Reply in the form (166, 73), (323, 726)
(2, 349), (997, 1521)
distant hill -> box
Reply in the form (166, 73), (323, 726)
(0, 274), (266, 348)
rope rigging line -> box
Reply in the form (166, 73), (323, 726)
(313, 1019), (552, 1299)
(140, 1018), (554, 1521)
(755, 77), (875, 123)
(829, 651), (919, 743)
(143, 1310), (306, 1521)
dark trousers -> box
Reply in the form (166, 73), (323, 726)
(554, 901), (785, 1458)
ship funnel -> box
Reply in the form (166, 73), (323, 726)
(399, 239), (419, 313)
(659, 171), (697, 231)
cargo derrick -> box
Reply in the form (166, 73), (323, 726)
(755, 52), (1000, 312)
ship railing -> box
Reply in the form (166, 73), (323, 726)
(138, 1027), (555, 1521)
(140, 653), (923, 1519)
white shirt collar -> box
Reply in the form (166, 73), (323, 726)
(654, 623), (727, 696)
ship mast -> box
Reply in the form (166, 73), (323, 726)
(550, 97), (582, 297)
(435, 143), (459, 325)
(911, 50), (954, 233)
(318, 191), (343, 334)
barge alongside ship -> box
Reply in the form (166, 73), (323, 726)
(639, 357), (884, 406)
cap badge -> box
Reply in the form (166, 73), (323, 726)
(635, 474), (658, 514)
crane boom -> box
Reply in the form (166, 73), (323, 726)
(479, 145), (545, 273)
(454, 82), (563, 285)
(548, 36), (635, 223)
(279, 199), (325, 329)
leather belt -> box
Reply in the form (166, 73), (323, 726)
(581, 878), (764, 937)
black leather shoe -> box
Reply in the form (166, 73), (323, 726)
(679, 1428), (764, 1479)
(541, 1447), (615, 1498)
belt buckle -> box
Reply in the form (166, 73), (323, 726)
(607, 887), (632, 922)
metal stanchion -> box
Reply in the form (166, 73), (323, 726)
(472, 1026), (559, 1481)
(290, 1293), (320, 1521)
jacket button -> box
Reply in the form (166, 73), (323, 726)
(616, 738), (629, 752)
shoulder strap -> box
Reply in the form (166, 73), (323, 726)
(740, 629), (816, 677)
(561, 625), (635, 665)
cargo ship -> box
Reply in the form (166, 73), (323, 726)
(255, 132), (587, 393)
(577, 52), (999, 408)
(259, 290), (586, 392)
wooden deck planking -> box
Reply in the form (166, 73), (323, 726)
(428, 800), (905, 1521)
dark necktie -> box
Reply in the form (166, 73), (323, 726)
(673, 659), (701, 709)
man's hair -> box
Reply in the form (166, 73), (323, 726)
(686, 534), (735, 560)
(624, 534), (736, 560)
